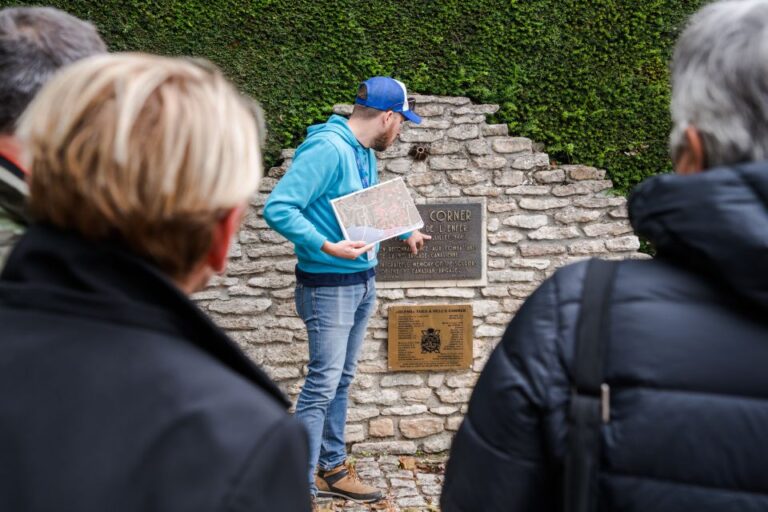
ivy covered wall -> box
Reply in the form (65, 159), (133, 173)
(3, 0), (706, 191)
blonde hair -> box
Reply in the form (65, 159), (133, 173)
(17, 53), (262, 277)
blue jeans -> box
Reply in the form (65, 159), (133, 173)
(293, 277), (376, 494)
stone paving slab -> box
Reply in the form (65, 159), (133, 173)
(316, 454), (446, 511)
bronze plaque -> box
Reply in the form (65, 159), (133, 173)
(377, 203), (483, 282)
(388, 304), (473, 371)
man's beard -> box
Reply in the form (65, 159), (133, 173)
(370, 132), (391, 152)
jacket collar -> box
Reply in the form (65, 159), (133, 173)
(0, 151), (25, 180)
(0, 223), (290, 408)
(630, 161), (768, 309)
(0, 151), (29, 225)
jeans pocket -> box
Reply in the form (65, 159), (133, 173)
(295, 284), (320, 327)
(295, 284), (306, 319)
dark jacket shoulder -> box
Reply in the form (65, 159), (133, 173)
(0, 225), (310, 512)
(444, 158), (768, 511)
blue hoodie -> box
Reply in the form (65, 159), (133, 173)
(263, 115), (379, 274)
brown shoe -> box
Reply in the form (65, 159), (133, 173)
(316, 461), (384, 503)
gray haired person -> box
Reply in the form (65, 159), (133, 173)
(442, 1), (768, 510)
(0, 7), (105, 262)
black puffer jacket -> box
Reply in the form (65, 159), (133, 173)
(0, 225), (311, 511)
(441, 162), (768, 511)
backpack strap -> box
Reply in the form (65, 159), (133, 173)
(563, 258), (618, 512)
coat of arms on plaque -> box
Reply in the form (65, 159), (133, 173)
(421, 328), (441, 353)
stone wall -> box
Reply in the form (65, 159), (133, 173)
(194, 94), (647, 455)
(0, 94), (646, 455)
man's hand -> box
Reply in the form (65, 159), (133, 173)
(322, 240), (375, 260)
(403, 230), (432, 255)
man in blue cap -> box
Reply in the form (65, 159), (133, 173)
(265, 76), (429, 504)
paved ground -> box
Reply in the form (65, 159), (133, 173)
(315, 454), (447, 512)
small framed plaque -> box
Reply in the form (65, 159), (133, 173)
(388, 304), (473, 371)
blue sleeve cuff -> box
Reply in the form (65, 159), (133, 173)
(306, 231), (328, 253)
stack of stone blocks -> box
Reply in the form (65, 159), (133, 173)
(192, 94), (645, 455)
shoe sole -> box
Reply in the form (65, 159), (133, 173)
(316, 490), (383, 504)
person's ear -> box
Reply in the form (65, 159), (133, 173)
(676, 125), (706, 175)
(207, 203), (246, 274)
(383, 110), (394, 127)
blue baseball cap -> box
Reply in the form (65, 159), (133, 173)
(354, 76), (422, 124)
